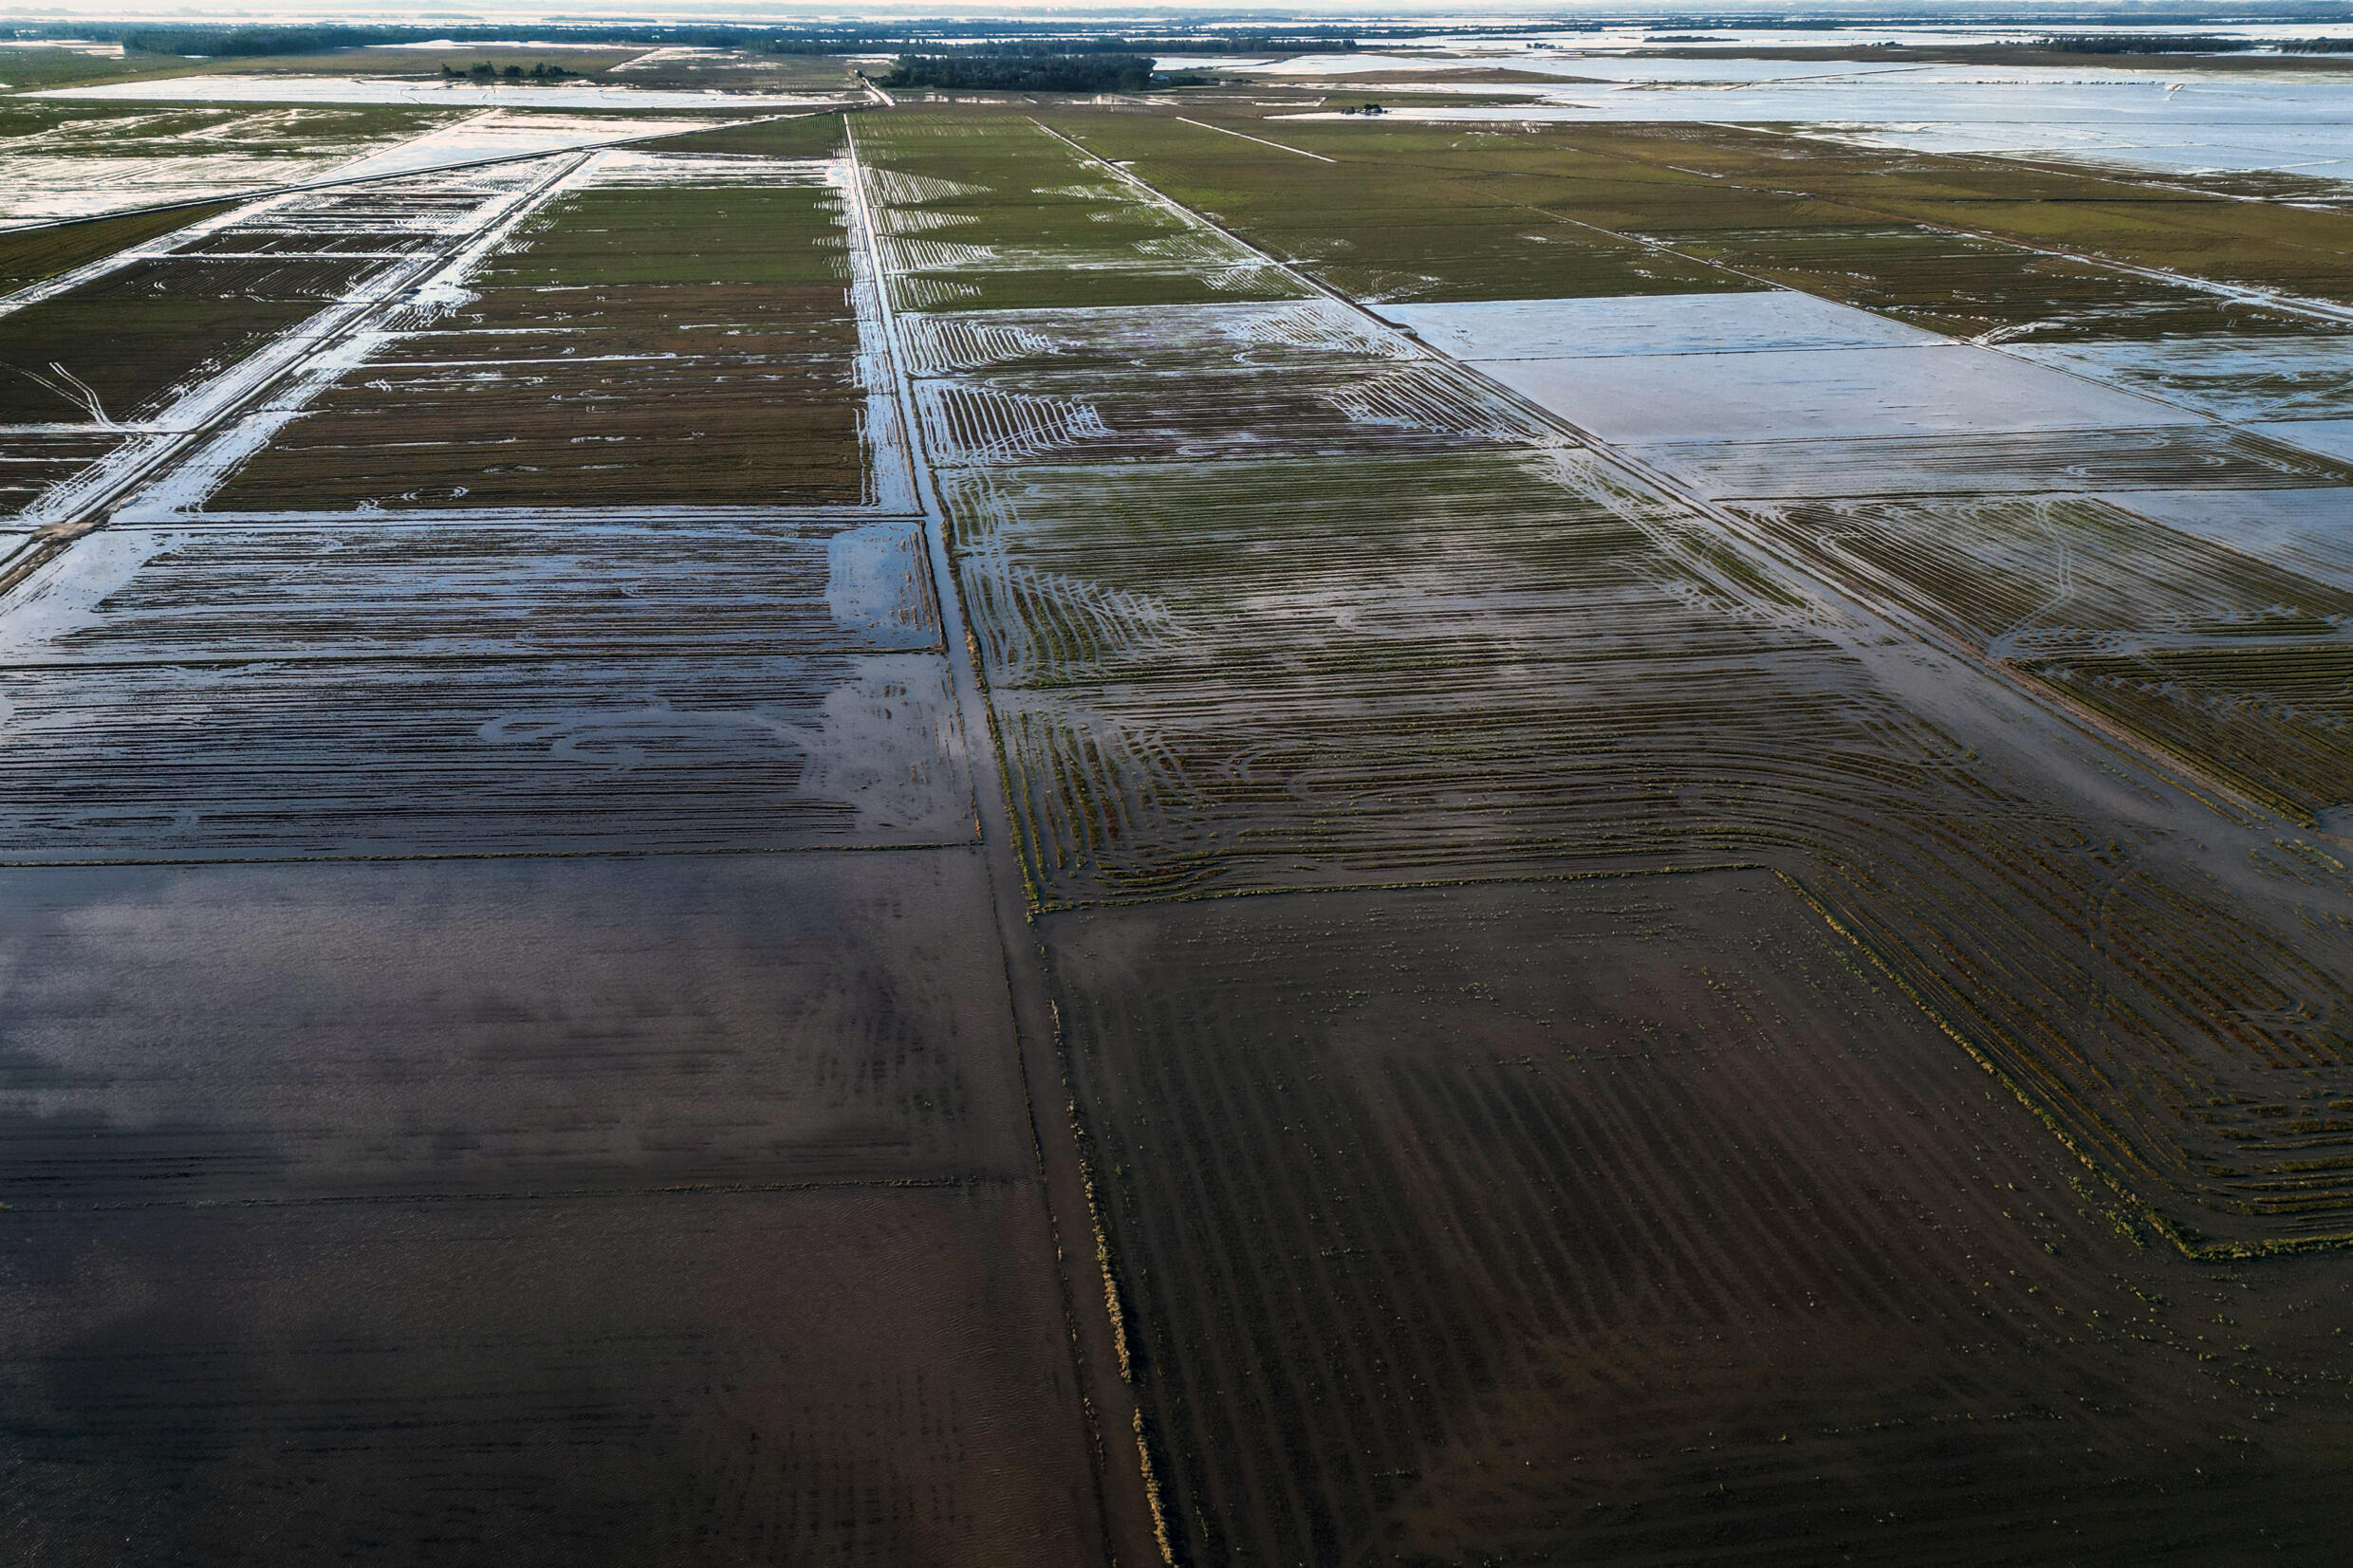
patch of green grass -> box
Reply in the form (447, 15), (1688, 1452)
(483, 187), (847, 287)
(1038, 110), (1746, 302)
(859, 113), (1308, 308)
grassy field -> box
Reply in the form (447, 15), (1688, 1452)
(213, 161), (868, 509)
(1041, 109), (2353, 327)
(856, 113), (1309, 309)
(639, 110), (848, 158)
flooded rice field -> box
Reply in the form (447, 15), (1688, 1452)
(0, 104), (459, 224)
(2, 42), (2353, 1565)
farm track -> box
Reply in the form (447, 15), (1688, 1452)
(839, 108), (2353, 1565)
(1028, 119), (2328, 836)
(840, 119), (1166, 1568)
(0, 151), (595, 602)
(0, 118), (1123, 1565)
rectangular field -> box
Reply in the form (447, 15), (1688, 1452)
(205, 152), (872, 512)
(1048, 872), (2353, 1565)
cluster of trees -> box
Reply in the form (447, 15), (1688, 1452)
(2033, 34), (2257, 54)
(440, 63), (575, 82)
(945, 36), (1354, 56)
(880, 53), (1160, 92)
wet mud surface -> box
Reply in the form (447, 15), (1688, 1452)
(9, 81), (2353, 1568)
(1048, 873), (2353, 1564)
(0, 130), (1102, 1563)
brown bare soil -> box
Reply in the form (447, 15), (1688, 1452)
(212, 288), (864, 509)
(0, 201), (236, 291)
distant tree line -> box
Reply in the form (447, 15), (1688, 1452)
(442, 62), (576, 82)
(941, 37), (1356, 56)
(121, 25), (389, 58)
(77, 21), (1374, 62)
(2033, 34), (2258, 54)
(880, 53), (1159, 92)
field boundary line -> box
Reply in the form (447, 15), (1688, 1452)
(843, 117), (1167, 1568)
(1043, 121), (2295, 833)
(0, 111), (841, 321)
(1173, 116), (1335, 161)
(0, 839), (982, 869)
(1033, 116), (2353, 1259)
(153, 505), (929, 526)
(2, 1171), (1028, 1215)
(0, 149), (600, 606)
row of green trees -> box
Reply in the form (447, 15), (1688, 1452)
(439, 63), (575, 82)
(880, 54), (1160, 93)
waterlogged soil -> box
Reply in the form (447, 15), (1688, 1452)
(0, 104), (458, 223)
(0, 112), (1098, 1559)
(1049, 874), (2353, 1566)
(0, 1181), (1093, 1565)
(11, 83), (2353, 1568)
(211, 160), (870, 511)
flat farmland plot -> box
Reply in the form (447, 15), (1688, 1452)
(855, 114), (1308, 311)
(0, 103), (458, 223)
(0, 109), (1102, 1566)
(11, 54), (2353, 1568)
(1047, 874), (2353, 1564)
(0, 255), (367, 426)
(1038, 112), (1744, 303)
(871, 123), (2353, 1275)
(0, 518), (965, 858)
(208, 152), (871, 511)
(1735, 494), (2353, 825)
(0, 157), (600, 532)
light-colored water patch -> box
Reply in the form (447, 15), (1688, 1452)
(0, 106), (461, 224)
(826, 522), (935, 639)
(1379, 291), (1943, 360)
(2103, 488), (2353, 595)
(2256, 419), (2353, 465)
(318, 109), (746, 184)
(582, 148), (838, 189)
(2012, 337), (2353, 425)
(1471, 341), (2191, 445)
(0, 528), (179, 661)
(1277, 69), (2353, 185)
